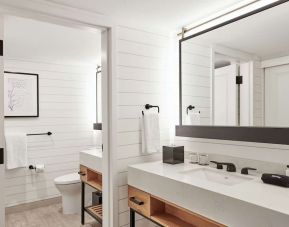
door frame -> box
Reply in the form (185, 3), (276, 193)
(0, 15), (4, 227)
(0, 3), (118, 227)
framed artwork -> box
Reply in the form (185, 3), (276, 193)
(4, 71), (39, 117)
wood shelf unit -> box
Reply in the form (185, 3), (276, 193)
(128, 186), (150, 217)
(80, 165), (102, 226)
(80, 165), (102, 191)
(128, 185), (227, 227)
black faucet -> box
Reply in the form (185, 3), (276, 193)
(211, 161), (236, 172)
(241, 167), (257, 175)
(210, 161), (223, 169)
(221, 163), (237, 172)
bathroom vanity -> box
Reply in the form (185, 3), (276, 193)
(128, 186), (225, 227)
(128, 161), (289, 227)
(79, 148), (103, 225)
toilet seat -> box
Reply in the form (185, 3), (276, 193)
(54, 173), (80, 185)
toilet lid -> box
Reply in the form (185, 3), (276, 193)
(54, 173), (80, 185)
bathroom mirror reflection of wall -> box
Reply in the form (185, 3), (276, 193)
(180, 1), (289, 128)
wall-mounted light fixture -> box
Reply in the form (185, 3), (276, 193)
(93, 123), (102, 130)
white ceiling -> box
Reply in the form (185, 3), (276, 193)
(4, 15), (101, 66)
(192, 2), (289, 60)
(44, 0), (244, 31)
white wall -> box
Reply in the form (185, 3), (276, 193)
(181, 40), (212, 125)
(250, 61), (264, 126)
(115, 25), (176, 227)
(4, 15), (101, 66)
(4, 59), (97, 207)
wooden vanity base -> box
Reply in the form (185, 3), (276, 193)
(128, 185), (226, 227)
(79, 165), (102, 225)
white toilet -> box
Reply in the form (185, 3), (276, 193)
(54, 173), (81, 214)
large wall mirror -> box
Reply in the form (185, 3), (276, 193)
(178, 0), (289, 144)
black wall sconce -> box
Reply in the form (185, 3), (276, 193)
(93, 123), (102, 130)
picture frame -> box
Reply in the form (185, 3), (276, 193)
(4, 71), (39, 117)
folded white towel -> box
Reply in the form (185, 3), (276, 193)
(186, 112), (201, 125)
(141, 112), (160, 154)
(5, 131), (28, 169)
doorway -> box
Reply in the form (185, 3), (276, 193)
(0, 13), (111, 227)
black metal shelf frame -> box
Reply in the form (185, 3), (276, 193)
(130, 208), (163, 227)
(81, 182), (102, 225)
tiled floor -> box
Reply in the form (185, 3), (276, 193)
(5, 203), (101, 227)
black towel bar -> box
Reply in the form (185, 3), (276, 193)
(142, 104), (160, 115)
(27, 132), (52, 136)
(186, 105), (201, 114)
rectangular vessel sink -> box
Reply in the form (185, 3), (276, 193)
(180, 168), (253, 186)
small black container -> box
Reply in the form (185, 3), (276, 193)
(261, 173), (289, 188)
(163, 146), (184, 164)
(92, 191), (102, 205)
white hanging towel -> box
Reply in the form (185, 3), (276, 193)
(186, 112), (201, 125)
(141, 112), (160, 154)
(5, 131), (28, 169)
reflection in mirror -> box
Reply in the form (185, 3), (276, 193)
(181, 2), (289, 127)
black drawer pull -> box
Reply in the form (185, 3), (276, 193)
(130, 197), (144, 205)
(78, 171), (86, 176)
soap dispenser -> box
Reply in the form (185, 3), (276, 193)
(286, 165), (289, 176)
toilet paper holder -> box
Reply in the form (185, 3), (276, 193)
(29, 165), (36, 170)
(29, 164), (45, 172)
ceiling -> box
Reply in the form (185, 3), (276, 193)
(191, 1), (289, 60)
(44, 0), (244, 31)
(4, 15), (101, 66)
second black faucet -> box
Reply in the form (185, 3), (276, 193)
(210, 161), (236, 172)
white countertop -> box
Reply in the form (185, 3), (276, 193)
(129, 160), (289, 217)
(79, 147), (102, 173)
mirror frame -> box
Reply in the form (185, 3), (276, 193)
(177, 0), (289, 145)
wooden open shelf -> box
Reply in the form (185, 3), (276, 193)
(80, 165), (102, 226)
(80, 165), (102, 191)
(151, 213), (196, 227)
(150, 196), (225, 227)
(86, 179), (102, 191)
(85, 205), (102, 223)
(150, 196), (196, 227)
(128, 185), (226, 227)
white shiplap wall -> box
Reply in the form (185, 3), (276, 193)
(4, 59), (97, 207)
(251, 61), (264, 126)
(116, 26), (175, 227)
(181, 40), (212, 125)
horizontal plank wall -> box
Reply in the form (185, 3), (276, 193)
(116, 26), (175, 227)
(181, 40), (212, 125)
(250, 61), (264, 126)
(4, 59), (97, 207)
